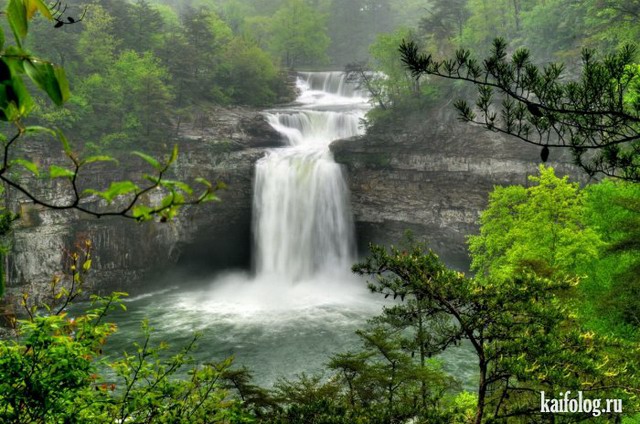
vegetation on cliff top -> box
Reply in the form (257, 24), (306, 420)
(0, 0), (639, 422)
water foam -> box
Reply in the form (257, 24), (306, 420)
(251, 73), (368, 286)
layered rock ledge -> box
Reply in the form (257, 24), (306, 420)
(5, 107), (281, 303)
(331, 103), (584, 268)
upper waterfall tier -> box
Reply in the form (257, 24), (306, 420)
(264, 110), (364, 147)
(299, 72), (359, 97)
(296, 72), (368, 106)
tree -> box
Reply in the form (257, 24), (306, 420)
(127, 0), (164, 53)
(583, 179), (640, 329)
(417, 0), (469, 56)
(518, 0), (590, 62)
(400, 38), (640, 182)
(347, 28), (433, 114)
(369, 28), (422, 107)
(354, 239), (640, 423)
(217, 37), (281, 106)
(269, 0), (330, 68)
(76, 4), (120, 75)
(0, 0), (220, 224)
(75, 50), (174, 148)
(0, 243), (252, 423)
(584, 0), (640, 50)
(460, 0), (525, 50)
(468, 165), (603, 281)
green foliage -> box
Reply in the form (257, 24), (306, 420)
(469, 165), (602, 281)
(347, 27), (439, 128)
(583, 0), (640, 51)
(217, 38), (284, 106)
(519, 0), (590, 61)
(74, 49), (174, 147)
(0, 0), (222, 226)
(75, 4), (119, 75)
(401, 37), (640, 181)
(354, 237), (640, 423)
(417, 0), (468, 57)
(26, 0), (292, 152)
(0, 245), (253, 423)
(269, 0), (330, 68)
(368, 28), (420, 107)
(467, 165), (640, 339)
(0, 294), (121, 423)
(582, 179), (640, 332)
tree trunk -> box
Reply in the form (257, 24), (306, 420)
(475, 359), (488, 424)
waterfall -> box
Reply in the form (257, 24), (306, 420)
(298, 71), (360, 97)
(254, 72), (368, 282)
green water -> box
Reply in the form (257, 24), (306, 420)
(86, 270), (477, 390)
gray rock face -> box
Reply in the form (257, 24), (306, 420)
(331, 104), (586, 269)
(5, 108), (280, 304)
(4, 100), (588, 305)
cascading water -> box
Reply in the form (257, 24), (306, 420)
(255, 81), (366, 281)
(97, 71), (477, 388)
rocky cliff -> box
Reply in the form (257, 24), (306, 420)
(5, 107), (282, 304)
(331, 102), (586, 269)
(4, 99), (588, 305)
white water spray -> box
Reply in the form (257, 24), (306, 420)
(254, 72), (367, 282)
(108, 72), (477, 386)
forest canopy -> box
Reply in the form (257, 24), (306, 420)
(0, 0), (639, 423)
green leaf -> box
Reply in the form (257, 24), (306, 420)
(98, 181), (139, 203)
(160, 179), (193, 195)
(56, 130), (72, 155)
(168, 144), (178, 165)
(11, 158), (39, 176)
(0, 28), (5, 52)
(53, 66), (70, 103)
(3, 47), (27, 69)
(7, 0), (28, 44)
(49, 165), (75, 178)
(143, 174), (160, 184)
(24, 60), (69, 106)
(195, 177), (212, 189)
(200, 191), (220, 202)
(25, 125), (56, 137)
(132, 204), (152, 221)
(132, 151), (162, 171)
(13, 78), (34, 117)
(0, 77), (35, 119)
(160, 193), (175, 209)
(80, 155), (117, 166)
(24, 0), (52, 20)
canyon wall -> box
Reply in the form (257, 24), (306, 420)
(331, 103), (586, 269)
(5, 108), (281, 302)
(4, 101), (587, 304)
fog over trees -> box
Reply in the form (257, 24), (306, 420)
(0, 0), (639, 422)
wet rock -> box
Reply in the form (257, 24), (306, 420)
(238, 115), (286, 147)
(5, 108), (273, 302)
(331, 103), (585, 269)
